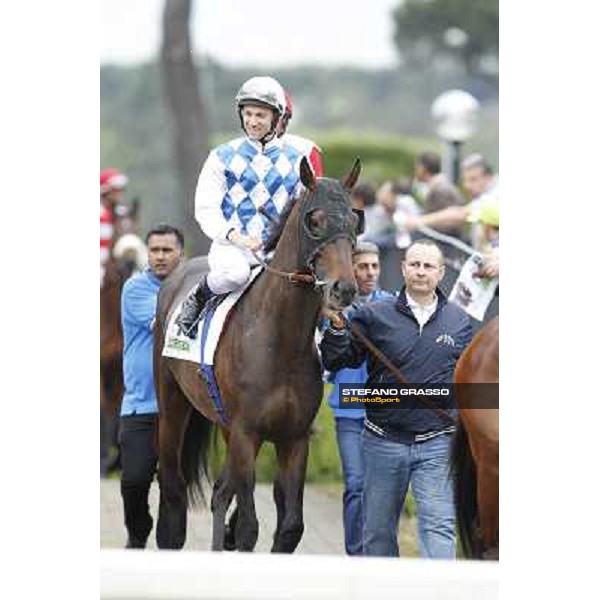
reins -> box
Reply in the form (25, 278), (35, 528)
(347, 320), (459, 426)
(250, 205), (329, 287)
(249, 249), (326, 286)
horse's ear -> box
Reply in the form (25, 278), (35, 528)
(300, 156), (317, 192)
(340, 158), (361, 190)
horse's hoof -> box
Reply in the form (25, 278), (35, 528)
(223, 524), (236, 551)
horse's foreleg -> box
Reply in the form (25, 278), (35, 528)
(271, 436), (309, 553)
(156, 364), (192, 550)
(216, 428), (239, 550)
(228, 428), (261, 552)
(211, 461), (236, 551)
(272, 476), (285, 543)
(223, 504), (238, 551)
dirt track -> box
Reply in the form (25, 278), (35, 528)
(101, 479), (345, 554)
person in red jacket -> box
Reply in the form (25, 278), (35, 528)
(100, 167), (128, 282)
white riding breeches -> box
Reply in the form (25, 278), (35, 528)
(207, 240), (260, 294)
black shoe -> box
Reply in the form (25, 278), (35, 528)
(175, 276), (213, 339)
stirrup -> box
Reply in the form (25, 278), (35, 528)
(176, 279), (212, 339)
(177, 316), (202, 339)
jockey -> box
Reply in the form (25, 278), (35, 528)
(176, 76), (309, 338)
(277, 89), (324, 177)
(100, 167), (128, 282)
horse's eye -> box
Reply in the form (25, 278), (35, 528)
(306, 209), (328, 238)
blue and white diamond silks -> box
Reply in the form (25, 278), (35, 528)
(215, 138), (303, 239)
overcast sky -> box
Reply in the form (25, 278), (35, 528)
(100, 0), (401, 68)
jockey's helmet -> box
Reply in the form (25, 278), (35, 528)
(235, 76), (286, 139)
(100, 168), (128, 195)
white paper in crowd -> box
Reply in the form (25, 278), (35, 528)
(449, 254), (498, 321)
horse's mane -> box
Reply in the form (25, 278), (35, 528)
(262, 196), (298, 253)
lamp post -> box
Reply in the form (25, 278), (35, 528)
(431, 90), (480, 185)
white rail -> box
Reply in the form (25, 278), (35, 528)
(100, 549), (498, 600)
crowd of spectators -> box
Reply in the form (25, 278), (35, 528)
(359, 150), (499, 319)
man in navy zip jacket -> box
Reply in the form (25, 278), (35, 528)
(119, 224), (184, 549)
(321, 239), (472, 558)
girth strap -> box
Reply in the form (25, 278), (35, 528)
(198, 301), (229, 426)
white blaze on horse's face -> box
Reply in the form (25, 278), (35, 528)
(241, 105), (274, 141)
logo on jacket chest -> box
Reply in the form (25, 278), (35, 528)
(435, 333), (455, 347)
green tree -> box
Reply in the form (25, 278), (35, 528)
(392, 0), (498, 77)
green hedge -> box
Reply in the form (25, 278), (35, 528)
(308, 130), (432, 185)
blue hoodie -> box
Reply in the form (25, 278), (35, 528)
(120, 269), (162, 416)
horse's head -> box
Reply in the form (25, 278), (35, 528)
(297, 157), (363, 310)
(113, 233), (148, 280)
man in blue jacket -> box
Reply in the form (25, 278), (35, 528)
(119, 224), (184, 549)
(326, 241), (393, 556)
(321, 239), (472, 558)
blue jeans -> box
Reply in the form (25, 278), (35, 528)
(335, 417), (365, 555)
(362, 429), (455, 558)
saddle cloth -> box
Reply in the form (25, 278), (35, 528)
(162, 267), (262, 365)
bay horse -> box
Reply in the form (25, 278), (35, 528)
(100, 199), (146, 475)
(450, 315), (499, 559)
(153, 157), (362, 552)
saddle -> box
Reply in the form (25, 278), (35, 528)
(162, 267), (262, 365)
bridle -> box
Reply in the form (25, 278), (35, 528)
(250, 182), (363, 290)
(250, 248), (326, 288)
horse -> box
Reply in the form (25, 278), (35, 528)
(100, 199), (146, 476)
(450, 315), (499, 559)
(153, 157), (362, 552)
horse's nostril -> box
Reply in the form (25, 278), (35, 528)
(332, 281), (357, 306)
(342, 284), (357, 303)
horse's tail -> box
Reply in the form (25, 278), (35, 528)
(181, 408), (215, 507)
(450, 421), (481, 558)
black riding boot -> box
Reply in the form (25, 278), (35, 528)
(175, 276), (214, 339)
